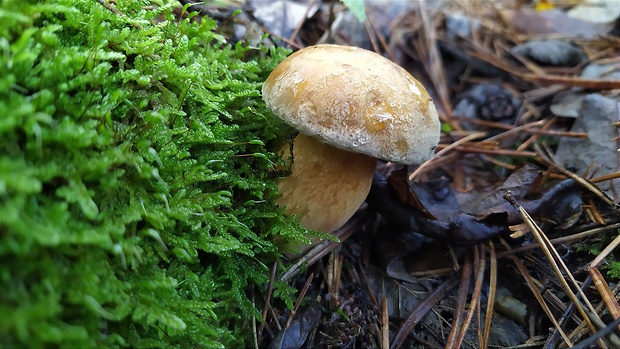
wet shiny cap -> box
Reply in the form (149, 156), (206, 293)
(262, 44), (441, 165)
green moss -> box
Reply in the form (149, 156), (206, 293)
(0, 0), (308, 347)
(576, 230), (620, 282)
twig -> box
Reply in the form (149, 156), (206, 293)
(285, 272), (314, 329)
(367, 10), (396, 62)
(281, 212), (365, 281)
(481, 242), (496, 349)
(455, 246), (486, 347)
(589, 233), (620, 332)
(445, 253), (472, 349)
(534, 144), (616, 207)
(497, 223), (620, 258)
(504, 193), (605, 348)
(571, 317), (620, 349)
(500, 238), (574, 347)
(390, 276), (460, 349)
(257, 262), (278, 344)
(543, 277), (590, 349)
(381, 295), (390, 349)
(326, 251), (343, 308)
(409, 131), (486, 181)
(416, 1), (452, 119)
(288, 0), (316, 46)
(453, 146), (537, 157)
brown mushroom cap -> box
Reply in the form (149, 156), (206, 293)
(262, 44), (441, 165)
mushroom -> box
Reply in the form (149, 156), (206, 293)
(262, 44), (440, 238)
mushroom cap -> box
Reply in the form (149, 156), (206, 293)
(262, 44), (441, 165)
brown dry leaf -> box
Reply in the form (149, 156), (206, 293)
(386, 168), (437, 220)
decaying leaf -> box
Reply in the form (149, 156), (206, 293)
(511, 40), (587, 67)
(271, 304), (322, 349)
(555, 94), (620, 198)
(387, 167), (437, 220)
(500, 8), (610, 37)
(369, 164), (584, 244)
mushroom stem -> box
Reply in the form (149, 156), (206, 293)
(276, 134), (377, 233)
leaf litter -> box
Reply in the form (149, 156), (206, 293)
(186, 0), (620, 347)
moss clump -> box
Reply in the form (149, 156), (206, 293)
(0, 1), (307, 347)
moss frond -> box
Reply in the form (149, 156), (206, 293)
(0, 0), (306, 347)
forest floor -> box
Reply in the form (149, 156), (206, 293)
(189, 1), (620, 347)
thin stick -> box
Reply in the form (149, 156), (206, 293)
(367, 11), (396, 62)
(409, 131), (487, 181)
(505, 193), (604, 347)
(281, 214), (364, 281)
(591, 233), (620, 269)
(257, 262), (278, 343)
(590, 267), (620, 325)
(454, 146), (537, 157)
(589, 233), (620, 328)
(252, 291), (259, 349)
(285, 273), (314, 329)
(287, 0), (316, 45)
(445, 254), (472, 349)
(590, 171), (620, 184)
(390, 277), (460, 349)
(382, 295), (390, 349)
(456, 246), (486, 347)
(571, 317), (620, 349)
(534, 144), (615, 206)
(481, 242), (497, 349)
(497, 223), (620, 258)
(500, 239), (574, 347)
